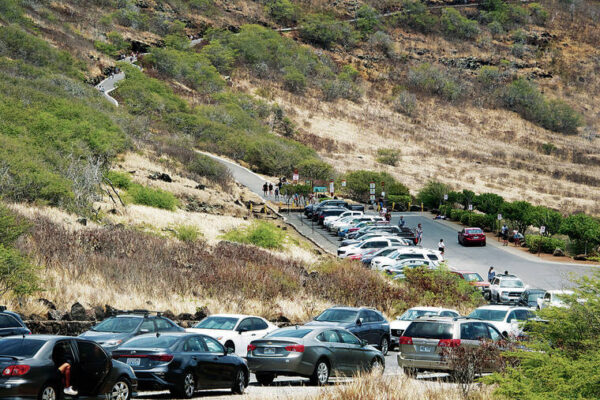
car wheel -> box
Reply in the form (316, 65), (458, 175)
(481, 241), (486, 246)
(38, 384), (59, 400)
(379, 336), (389, 356)
(255, 372), (275, 386)
(225, 341), (235, 354)
(231, 368), (247, 394)
(171, 370), (195, 399)
(402, 367), (417, 378)
(109, 378), (131, 400)
(309, 359), (330, 386)
(370, 358), (384, 374)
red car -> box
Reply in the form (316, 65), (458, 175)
(451, 270), (490, 291)
(458, 227), (486, 246)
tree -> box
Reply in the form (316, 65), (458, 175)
(559, 213), (600, 254)
(356, 5), (380, 35)
(267, 0), (300, 26)
(500, 201), (534, 233)
(0, 204), (30, 246)
(341, 170), (409, 202)
(474, 193), (505, 215)
(0, 245), (41, 298)
(529, 206), (563, 236)
(417, 181), (450, 209)
(460, 189), (476, 210)
(297, 159), (333, 181)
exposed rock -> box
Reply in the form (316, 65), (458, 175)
(38, 298), (56, 310)
(195, 184), (206, 190)
(177, 313), (194, 321)
(553, 248), (565, 257)
(76, 218), (87, 226)
(93, 305), (106, 320)
(439, 56), (491, 70)
(272, 315), (291, 326)
(47, 310), (67, 321)
(27, 314), (45, 322)
(194, 307), (210, 321)
(574, 254), (588, 261)
(148, 172), (172, 182)
(70, 302), (87, 321)
(162, 310), (176, 320)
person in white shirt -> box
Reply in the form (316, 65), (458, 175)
(438, 239), (445, 254)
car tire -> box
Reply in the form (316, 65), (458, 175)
(370, 358), (384, 374)
(109, 378), (131, 400)
(309, 359), (330, 386)
(255, 373), (275, 386)
(225, 341), (235, 354)
(481, 242), (486, 247)
(231, 368), (247, 395)
(379, 336), (389, 356)
(402, 367), (417, 378)
(171, 370), (196, 399)
(38, 384), (59, 400)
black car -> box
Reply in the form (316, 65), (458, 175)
(79, 311), (184, 352)
(305, 307), (391, 355)
(0, 335), (137, 400)
(518, 289), (546, 308)
(112, 333), (248, 398)
(313, 207), (347, 224)
(0, 307), (31, 337)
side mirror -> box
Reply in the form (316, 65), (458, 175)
(237, 328), (247, 334)
(356, 318), (363, 326)
(139, 329), (150, 334)
(225, 347), (235, 355)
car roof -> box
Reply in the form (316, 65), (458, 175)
(451, 270), (479, 274)
(547, 290), (574, 294)
(408, 306), (457, 312)
(207, 314), (259, 319)
(474, 305), (527, 311)
(134, 332), (195, 338)
(327, 306), (378, 312)
(495, 274), (519, 279)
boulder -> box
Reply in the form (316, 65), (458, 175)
(553, 248), (565, 257)
(93, 305), (106, 320)
(70, 302), (87, 321)
(38, 298), (56, 310)
(162, 310), (176, 320)
(148, 172), (172, 182)
(194, 307), (210, 321)
(272, 315), (291, 326)
(177, 313), (194, 321)
(47, 310), (67, 321)
(574, 254), (588, 261)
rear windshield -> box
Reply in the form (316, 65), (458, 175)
(468, 309), (507, 322)
(0, 338), (45, 358)
(315, 309), (357, 323)
(466, 229), (484, 234)
(266, 329), (312, 338)
(404, 322), (453, 339)
(323, 210), (344, 216)
(92, 317), (140, 333)
(122, 336), (180, 349)
(463, 273), (483, 282)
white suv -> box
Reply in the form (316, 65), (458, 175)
(337, 237), (406, 259)
(324, 211), (363, 229)
(489, 274), (527, 304)
(468, 305), (536, 337)
(371, 248), (443, 270)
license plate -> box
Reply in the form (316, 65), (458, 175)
(126, 358), (141, 366)
(264, 347), (276, 354)
(419, 346), (434, 353)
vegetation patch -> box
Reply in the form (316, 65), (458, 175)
(223, 221), (286, 250)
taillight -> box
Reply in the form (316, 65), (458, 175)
(398, 336), (413, 345)
(247, 344), (257, 352)
(284, 344), (305, 353)
(438, 339), (461, 347)
(149, 354), (174, 362)
(2, 365), (31, 376)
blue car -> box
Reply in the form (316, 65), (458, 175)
(305, 307), (391, 355)
(0, 307), (31, 337)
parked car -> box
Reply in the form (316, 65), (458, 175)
(537, 290), (575, 310)
(361, 246), (404, 267)
(305, 200), (353, 218)
(450, 270), (490, 297)
(458, 227), (486, 246)
(341, 233), (410, 248)
(112, 332), (249, 398)
(312, 207), (346, 223)
(305, 307), (390, 355)
(383, 261), (438, 280)
(328, 215), (360, 232)
(371, 248), (443, 270)
(186, 314), (277, 357)
(517, 289), (546, 308)
(324, 211), (363, 229)
(347, 226), (413, 241)
(0, 306), (30, 337)
(390, 307), (459, 349)
(247, 326), (384, 386)
(397, 317), (504, 376)
(337, 237), (407, 259)
(468, 305), (536, 337)
(79, 310), (184, 352)
(336, 217), (385, 237)
(489, 274), (528, 304)
(0, 335), (137, 399)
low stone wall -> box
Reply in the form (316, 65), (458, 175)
(25, 320), (199, 336)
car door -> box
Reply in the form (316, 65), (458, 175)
(199, 336), (236, 388)
(74, 340), (111, 396)
(337, 330), (371, 373)
(315, 330), (346, 374)
(235, 318), (256, 353)
(251, 318), (271, 339)
(351, 310), (370, 341)
(182, 336), (206, 388)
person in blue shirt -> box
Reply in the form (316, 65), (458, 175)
(487, 266), (496, 282)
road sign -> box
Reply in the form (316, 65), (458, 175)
(381, 191), (386, 197)
(341, 179), (346, 187)
(369, 182), (375, 190)
(329, 180), (334, 196)
(540, 226), (546, 234)
(468, 204), (473, 211)
(370, 194), (376, 201)
(443, 194), (448, 201)
(293, 169), (299, 183)
(497, 214), (502, 220)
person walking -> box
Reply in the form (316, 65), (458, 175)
(262, 182), (268, 197)
(416, 223), (423, 246)
(487, 266), (496, 282)
(385, 209), (391, 222)
(268, 183), (274, 196)
(501, 224), (509, 246)
(513, 230), (520, 247)
(398, 216), (405, 228)
(437, 239), (445, 255)
(274, 187), (279, 200)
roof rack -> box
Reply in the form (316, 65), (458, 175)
(453, 316), (481, 321)
(110, 309), (164, 317)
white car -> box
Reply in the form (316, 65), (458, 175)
(390, 307), (459, 348)
(334, 216), (385, 233)
(468, 305), (536, 337)
(186, 314), (277, 357)
(337, 237), (405, 259)
(324, 211), (363, 229)
(536, 290), (575, 310)
(489, 274), (528, 304)
(371, 248), (443, 270)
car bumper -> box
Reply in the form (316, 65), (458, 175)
(247, 354), (313, 377)
(463, 237), (486, 243)
(134, 370), (175, 391)
(0, 378), (38, 399)
(397, 353), (450, 371)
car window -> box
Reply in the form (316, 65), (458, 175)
(487, 324), (502, 341)
(92, 317), (140, 333)
(266, 329), (313, 338)
(439, 311), (458, 317)
(364, 310), (378, 323)
(193, 316), (238, 330)
(338, 330), (361, 345)
(155, 318), (174, 331)
(461, 323), (490, 340)
(404, 322), (453, 339)
(506, 311), (517, 323)
(427, 254), (440, 260)
(123, 335), (180, 348)
(317, 330), (341, 343)
(0, 338), (45, 357)
(237, 318), (253, 331)
(0, 314), (21, 329)
(252, 318), (269, 331)
(140, 319), (156, 333)
(77, 341), (107, 362)
(202, 336), (224, 353)
(316, 309), (358, 323)
(514, 310), (531, 321)
(544, 293), (551, 300)
(398, 254), (424, 260)
(183, 337), (205, 352)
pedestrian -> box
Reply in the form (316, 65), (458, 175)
(398, 216), (405, 228)
(268, 183), (274, 196)
(438, 239), (445, 255)
(513, 230), (520, 247)
(262, 182), (268, 197)
(501, 224), (509, 246)
(487, 266), (495, 282)
(385, 209), (391, 222)
(504, 270), (509, 275)
(416, 223), (423, 246)
(274, 187), (279, 200)
(55, 343), (78, 396)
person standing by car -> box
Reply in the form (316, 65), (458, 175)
(55, 344), (77, 396)
(501, 224), (509, 246)
(416, 224), (423, 246)
(513, 230), (521, 247)
(438, 239), (445, 255)
(398, 216), (405, 228)
(488, 266), (496, 282)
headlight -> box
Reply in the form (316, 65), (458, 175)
(500, 292), (508, 298)
(103, 339), (123, 347)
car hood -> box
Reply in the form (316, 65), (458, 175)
(472, 282), (490, 287)
(389, 320), (412, 330)
(79, 330), (131, 343)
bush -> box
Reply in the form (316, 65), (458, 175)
(407, 63), (464, 102)
(529, 3), (548, 25)
(478, 66), (503, 91)
(341, 170), (409, 202)
(223, 221), (285, 249)
(474, 192), (505, 215)
(392, 0), (438, 33)
(0, 204), (30, 247)
(174, 224), (202, 242)
(356, 5), (380, 35)
(199, 39), (237, 74)
(300, 14), (358, 49)
(283, 67), (306, 93)
(440, 8), (480, 40)
(368, 31), (395, 57)
(525, 235), (566, 253)
(376, 148), (400, 166)
(267, 0), (300, 25)
(105, 171), (132, 190)
(187, 154), (232, 187)
(0, 244), (41, 298)
(127, 184), (178, 210)
(393, 90), (417, 116)
(297, 159), (333, 180)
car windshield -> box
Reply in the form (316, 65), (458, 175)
(193, 317), (238, 330)
(527, 292), (545, 303)
(463, 273), (483, 282)
(468, 309), (507, 321)
(466, 229), (483, 234)
(404, 322), (453, 339)
(123, 335), (180, 349)
(315, 309), (358, 323)
(398, 309), (439, 321)
(500, 279), (524, 288)
(92, 317), (140, 333)
(0, 338), (44, 358)
(266, 329), (312, 338)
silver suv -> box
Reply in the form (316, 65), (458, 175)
(489, 274), (527, 304)
(397, 317), (504, 375)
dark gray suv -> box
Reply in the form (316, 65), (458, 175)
(305, 307), (391, 355)
(0, 306), (30, 337)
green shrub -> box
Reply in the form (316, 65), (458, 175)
(267, 0), (300, 25)
(440, 8), (480, 40)
(478, 66), (503, 90)
(417, 181), (450, 209)
(376, 148), (400, 166)
(0, 244), (42, 297)
(511, 43), (526, 58)
(541, 142), (556, 155)
(223, 221), (285, 249)
(460, 213), (471, 225)
(199, 39), (237, 74)
(300, 14), (358, 49)
(474, 193), (505, 215)
(368, 31), (395, 56)
(174, 224), (202, 242)
(0, 204), (30, 247)
(340, 170), (409, 202)
(392, 0), (438, 33)
(487, 20), (504, 35)
(94, 31), (130, 57)
(127, 184), (178, 210)
(280, 184), (312, 197)
(525, 235), (566, 253)
(356, 5), (380, 35)
(297, 159), (333, 180)
(187, 154), (232, 187)
(393, 90), (417, 116)
(105, 171), (132, 190)
(407, 63), (464, 102)
(529, 3), (548, 25)
(283, 67), (306, 93)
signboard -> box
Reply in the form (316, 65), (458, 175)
(329, 180), (334, 196)
(497, 214), (502, 220)
(341, 179), (347, 187)
(370, 195), (376, 201)
(313, 186), (327, 193)
(468, 204), (473, 211)
(292, 169), (299, 183)
(369, 182), (376, 189)
(540, 226), (546, 234)
(381, 191), (386, 197)
(443, 194), (448, 201)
